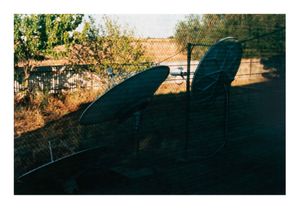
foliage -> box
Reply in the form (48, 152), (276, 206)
(14, 14), (150, 79)
(14, 14), (84, 99)
(14, 14), (83, 65)
(174, 14), (285, 58)
(14, 15), (41, 72)
(68, 16), (151, 75)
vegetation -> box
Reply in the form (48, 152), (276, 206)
(14, 14), (151, 136)
(14, 88), (104, 136)
(14, 14), (84, 92)
(14, 14), (286, 136)
(174, 14), (285, 58)
(68, 16), (150, 75)
(14, 15), (150, 94)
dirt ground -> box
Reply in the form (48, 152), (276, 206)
(15, 78), (285, 194)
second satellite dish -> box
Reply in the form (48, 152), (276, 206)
(80, 66), (170, 125)
(191, 37), (242, 99)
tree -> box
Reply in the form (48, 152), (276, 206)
(174, 15), (209, 58)
(174, 14), (285, 58)
(14, 14), (83, 96)
(14, 14), (43, 95)
(68, 16), (150, 76)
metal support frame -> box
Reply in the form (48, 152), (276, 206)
(133, 111), (142, 157)
(48, 141), (54, 162)
(184, 43), (192, 158)
(223, 83), (230, 149)
(184, 42), (230, 159)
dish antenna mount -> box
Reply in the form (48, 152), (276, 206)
(80, 66), (170, 156)
(184, 37), (243, 159)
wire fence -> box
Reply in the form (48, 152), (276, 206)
(14, 23), (285, 193)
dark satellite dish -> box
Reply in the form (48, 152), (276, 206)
(191, 37), (242, 100)
(79, 66), (170, 125)
(79, 66), (170, 178)
(183, 37), (243, 159)
(16, 66), (170, 193)
(15, 146), (117, 194)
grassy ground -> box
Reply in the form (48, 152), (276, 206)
(14, 88), (105, 137)
(15, 78), (285, 194)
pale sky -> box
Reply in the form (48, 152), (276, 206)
(84, 14), (188, 38)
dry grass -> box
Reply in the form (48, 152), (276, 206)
(14, 74), (267, 137)
(156, 82), (186, 95)
(232, 76), (269, 86)
(14, 88), (103, 137)
(142, 38), (186, 62)
(14, 108), (45, 137)
(63, 89), (101, 112)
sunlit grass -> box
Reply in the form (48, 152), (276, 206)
(14, 88), (103, 137)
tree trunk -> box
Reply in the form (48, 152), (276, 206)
(23, 65), (30, 92)
(21, 64), (35, 105)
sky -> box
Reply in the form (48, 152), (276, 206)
(84, 14), (188, 38)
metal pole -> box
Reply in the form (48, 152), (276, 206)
(249, 58), (252, 78)
(48, 141), (54, 162)
(223, 84), (230, 147)
(184, 43), (192, 158)
(133, 111), (141, 157)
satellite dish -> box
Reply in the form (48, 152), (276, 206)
(79, 66), (170, 125)
(191, 37), (242, 100)
(183, 37), (243, 159)
(79, 66), (169, 178)
(16, 146), (116, 194)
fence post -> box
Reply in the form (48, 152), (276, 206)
(184, 43), (192, 158)
(250, 58), (252, 78)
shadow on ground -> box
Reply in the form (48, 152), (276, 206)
(15, 78), (285, 194)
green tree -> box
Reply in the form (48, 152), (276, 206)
(14, 14), (83, 95)
(43, 14), (83, 52)
(175, 14), (285, 58)
(68, 16), (150, 75)
(14, 14), (43, 93)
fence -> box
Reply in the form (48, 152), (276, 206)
(14, 20), (285, 194)
(14, 65), (103, 94)
(14, 57), (280, 95)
